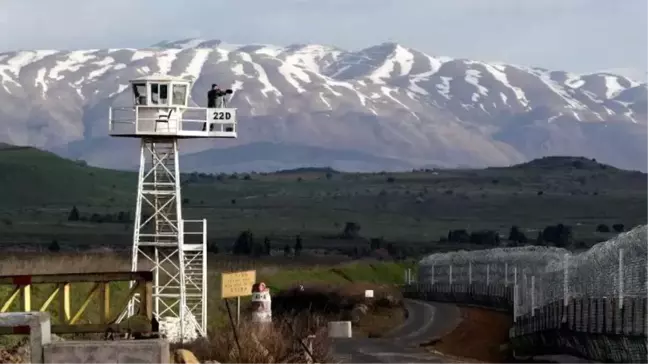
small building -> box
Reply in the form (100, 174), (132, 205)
(109, 75), (237, 138)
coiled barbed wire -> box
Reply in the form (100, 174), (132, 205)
(418, 225), (647, 317)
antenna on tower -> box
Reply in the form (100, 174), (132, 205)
(109, 75), (238, 342)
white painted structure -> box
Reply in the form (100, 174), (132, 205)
(0, 312), (51, 363)
(250, 282), (272, 324)
(109, 75), (238, 341)
(327, 321), (352, 338)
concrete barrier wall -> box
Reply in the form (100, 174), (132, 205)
(328, 321), (352, 338)
(44, 339), (170, 363)
(0, 312), (51, 363)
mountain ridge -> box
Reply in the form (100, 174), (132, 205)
(0, 38), (646, 171)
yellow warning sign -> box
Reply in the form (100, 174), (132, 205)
(221, 270), (257, 298)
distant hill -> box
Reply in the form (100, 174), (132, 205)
(180, 142), (414, 173)
(0, 144), (645, 208)
(508, 156), (623, 171)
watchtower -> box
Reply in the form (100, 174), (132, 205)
(109, 75), (237, 341)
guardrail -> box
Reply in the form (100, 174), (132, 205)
(0, 271), (153, 335)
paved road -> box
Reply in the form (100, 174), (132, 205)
(331, 299), (461, 363)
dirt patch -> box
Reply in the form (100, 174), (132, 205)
(423, 306), (513, 363)
(355, 306), (406, 338)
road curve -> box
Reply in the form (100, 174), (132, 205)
(331, 299), (461, 363)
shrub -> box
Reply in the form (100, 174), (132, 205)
(174, 313), (331, 363)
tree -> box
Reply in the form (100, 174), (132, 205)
(447, 229), (470, 243)
(283, 244), (292, 256)
(386, 242), (397, 257)
(541, 224), (573, 247)
(48, 239), (61, 252)
(508, 225), (527, 244)
(536, 231), (544, 245)
(596, 224), (610, 233)
(207, 239), (219, 254)
(68, 206), (80, 221)
(251, 241), (264, 257)
(294, 235), (303, 256)
(233, 230), (254, 255)
(263, 237), (271, 256)
(469, 230), (500, 245)
(341, 222), (361, 239)
(325, 172), (333, 180)
(612, 224), (625, 233)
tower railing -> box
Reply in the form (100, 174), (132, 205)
(109, 106), (237, 137)
(181, 219), (208, 337)
(116, 218), (208, 338)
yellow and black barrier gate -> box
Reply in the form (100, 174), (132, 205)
(0, 271), (153, 335)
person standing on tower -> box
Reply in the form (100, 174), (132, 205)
(204, 84), (221, 131)
(204, 84), (234, 131)
(207, 84), (220, 108)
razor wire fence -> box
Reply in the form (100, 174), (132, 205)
(415, 225), (647, 322)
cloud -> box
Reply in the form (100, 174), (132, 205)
(0, 0), (645, 80)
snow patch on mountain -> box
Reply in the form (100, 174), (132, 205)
(0, 38), (645, 172)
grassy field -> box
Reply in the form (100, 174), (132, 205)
(0, 146), (644, 252)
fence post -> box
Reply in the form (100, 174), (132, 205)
(468, 261), (473, 285)
(431, 265), (435, 285)
(522, 272), (527, 311)
(563, 253), (569, 307)
(504, 262), (509, 287)
(486, 264), (490, 286)
(531, 275), (536, 316)
(618, 248), (624, 309)
(449, 264), (453, 286)
(513, 266), (518, 322)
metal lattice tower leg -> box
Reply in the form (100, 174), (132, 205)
(121, 137), (207, 340)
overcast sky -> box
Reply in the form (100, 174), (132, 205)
(1, 0), (646, 81)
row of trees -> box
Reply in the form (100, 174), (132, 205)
(229, 230), (304, 257)
(61, 204), (628, 254)
(443, 226), (578, 246)
(445, 222), (626, 248)
(68, 206), (132, 224)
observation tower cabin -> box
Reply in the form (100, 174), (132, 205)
(108, 75), (237, 138)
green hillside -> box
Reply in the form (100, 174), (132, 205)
(0, 146), (645, 251)
(0, 147), (134, 206)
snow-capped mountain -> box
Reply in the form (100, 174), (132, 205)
(0, 39), (646, 172)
